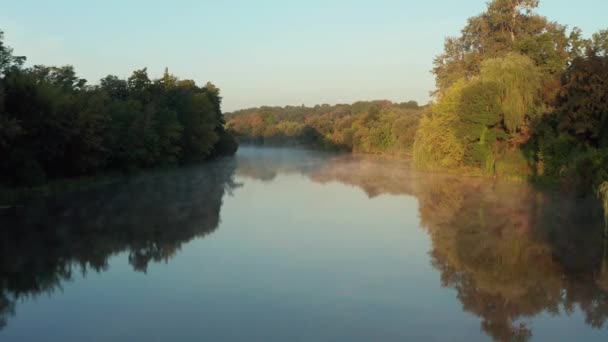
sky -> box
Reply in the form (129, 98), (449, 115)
(1, 0), (607, 112)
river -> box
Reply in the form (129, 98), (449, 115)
(1, 146), (607, 341)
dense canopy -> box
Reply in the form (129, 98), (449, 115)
(0, 32), (237, 186)
(413, 0), (608, 191)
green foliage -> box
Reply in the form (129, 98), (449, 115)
(463, 127), (492, 168)
(0, 31), (236, 186)
(413, 81), (467, 169)
(391, 114), (419, 150)
(414, 58), (540, 175)
(0, 30), (25, 75)
(515, 30), (569, 75)
(480, 53), (543, 133)
(432, 0), (571, 92)
(415, 79), (502, 171)
(458, 80), (502, 127)
(534, 124), (577, 176)
(424, 0), (608, 192)
(413, 114), (465, 169)
(227, 100), (422, 155)
(527, 47), (608, 191)
(557, 54), (608, 147)
(591, 29), (608, 57)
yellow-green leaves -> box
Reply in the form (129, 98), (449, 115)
(413, 81), (467, 169)
(480, 53), (542, 133)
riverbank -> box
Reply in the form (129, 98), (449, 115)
(237, 142), (570, 191)
(0, 156), (239, 206)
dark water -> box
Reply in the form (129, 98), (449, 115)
(1, 147), (608, 341)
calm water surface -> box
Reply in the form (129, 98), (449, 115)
(1, 147), (608, 341)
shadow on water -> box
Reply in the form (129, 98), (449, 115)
(238, 147), (608, 341)
(0, 157), (238, 330)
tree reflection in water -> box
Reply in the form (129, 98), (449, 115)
(0, 157), (237, 329)
(307, 154), (608, 341)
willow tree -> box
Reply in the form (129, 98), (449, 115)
(480, 53), (542, 133)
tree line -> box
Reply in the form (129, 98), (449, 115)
(226, 100), (422, 156)
(0, 30), (237, 187)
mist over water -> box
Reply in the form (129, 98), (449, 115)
(0, 146), (607, 341)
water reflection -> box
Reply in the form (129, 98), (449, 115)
(414, 175), (608, 341)
(235, 146), (335, 181)
(1, 147), (608, 341)
(238, 147), (608, 341)
(0, 158), (237, 329)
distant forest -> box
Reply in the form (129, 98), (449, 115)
(227, 0), (608, 193)
(0, 31), (237, 187)
(226, 100), (422, 156)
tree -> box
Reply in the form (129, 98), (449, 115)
(591, 29), (608, 57)
(100, 75), (128, 99)
(480, 53), (542, 133)
(557, 52), (608, 147)
(175, 85), (218, 161)
(413, 80), (467, 169)
(432, 0), (568, 93)
(0, 30), (25, 76)
(525, 28), (608, 190)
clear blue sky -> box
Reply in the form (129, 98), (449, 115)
(1, 0), (606, 111)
